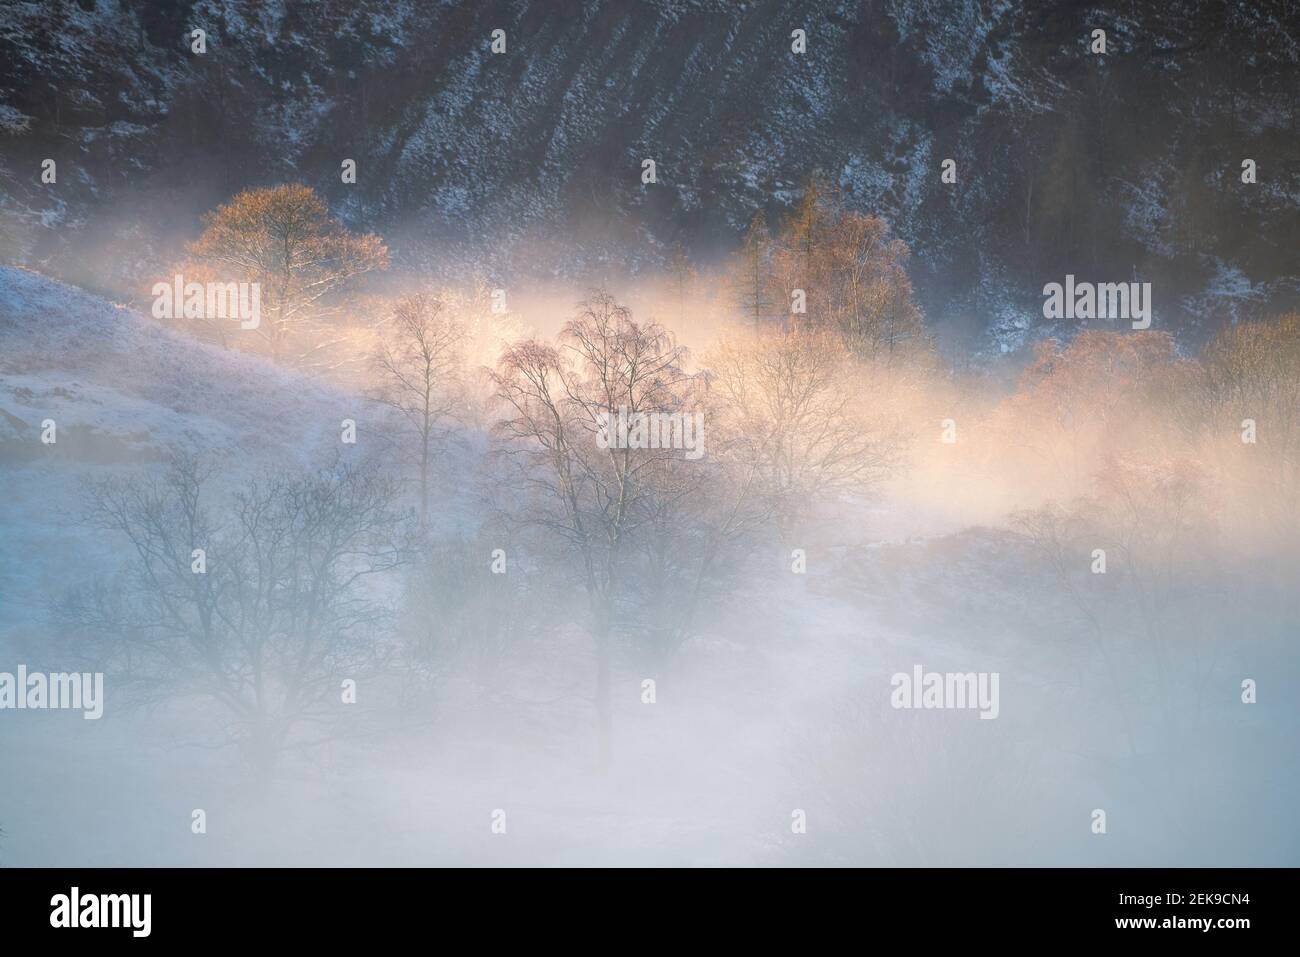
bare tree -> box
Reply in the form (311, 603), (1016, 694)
(820, 210), (926, 361)
(709, 325), (904, 537)
(58, 452), (406, 792)
(371, 292), (464, 527)
(622, 440), (768, 663)
(488, 291), (701, 767)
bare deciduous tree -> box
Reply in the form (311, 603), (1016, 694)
(709, 325), (904, 537)
(59, 452), (405, 791)
(371, 292), (464, 527)
(622, 442), (768, 662)
(488, 291), (701, 767)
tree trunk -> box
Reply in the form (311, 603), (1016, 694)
(419, 430), (430, 528)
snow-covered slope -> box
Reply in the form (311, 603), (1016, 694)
(0, 265), (345, 462)
(0, 266), (361, 645)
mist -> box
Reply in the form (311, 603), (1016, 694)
(2, 228), (1296, 866)
(1, 0), (1297, 870)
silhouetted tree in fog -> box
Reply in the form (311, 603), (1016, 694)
(371, 292), (464, 527)
(489, 291), (701, 767)
(709, 325), (904, 537)
(60, 453), (405, 792)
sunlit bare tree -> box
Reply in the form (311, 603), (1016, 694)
(371, 292), (464, 527)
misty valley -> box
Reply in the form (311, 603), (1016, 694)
(0, 0), (1295, 872)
